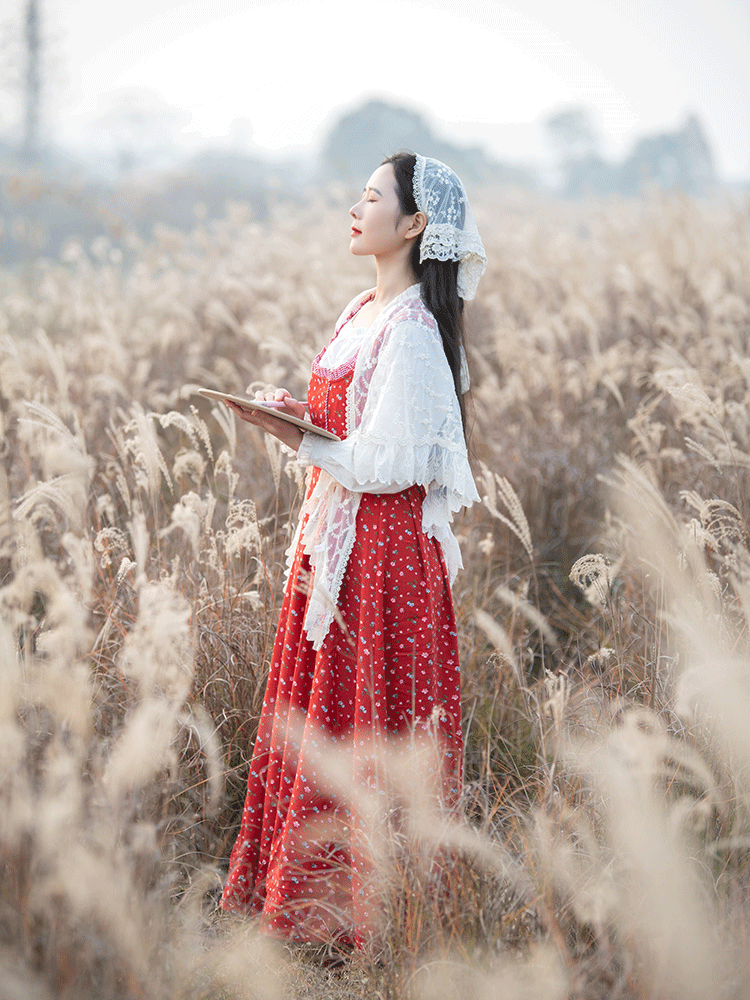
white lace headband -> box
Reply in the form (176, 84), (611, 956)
(412, 155), (487, 300)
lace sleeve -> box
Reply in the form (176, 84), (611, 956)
(347, 317), (478, 507)
(297, 433), (405, 494)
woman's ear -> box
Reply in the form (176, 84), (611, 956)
(405, 211), (427, 241)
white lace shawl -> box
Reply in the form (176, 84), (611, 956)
(292, 283), (479, 649)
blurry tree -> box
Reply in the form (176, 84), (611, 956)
(321, 98), (536, 189)
(545, 106), (601, 163)
(323, 100), (436, 181)
(545, 106), (716, 198)
(545, 105), (618, 197)
(618, 114), (715, 196)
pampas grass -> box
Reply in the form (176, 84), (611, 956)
(0, 183), (749, 996)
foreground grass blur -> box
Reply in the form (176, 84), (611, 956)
(0, 188), (749, 997)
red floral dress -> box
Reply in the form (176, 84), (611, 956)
(220, 306), (463, 948)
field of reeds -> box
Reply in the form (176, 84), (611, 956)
(1, 181), (749, 999)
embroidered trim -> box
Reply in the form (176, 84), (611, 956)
(312, 292), (374, 380)
(311, 354), (358, 381)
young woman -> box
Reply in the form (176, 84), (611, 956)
(219, 152), (486, 948)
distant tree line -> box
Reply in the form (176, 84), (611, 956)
(545, 106), (714, 198)
(319, 100), (536, 190)
(0, 93), (725, 266)
(323, 100), (717, 198)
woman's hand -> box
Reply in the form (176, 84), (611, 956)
(226, 387), (305, 452)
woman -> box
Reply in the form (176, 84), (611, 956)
(219, 152), (486, 948)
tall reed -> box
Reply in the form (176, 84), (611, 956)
(0, 185), (748, 996)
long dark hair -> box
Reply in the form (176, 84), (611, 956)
(382, 151), (467, 432)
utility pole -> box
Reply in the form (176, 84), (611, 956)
(21, 0), (41, 163)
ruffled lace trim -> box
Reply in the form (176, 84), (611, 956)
(422, 512), (463, 582)
(421, 225), (487, 302)
(298, 471), (361, 650)
(457, 256), (487, 302)
(421, 222), (485, 262)
(343, 438), (478, 500)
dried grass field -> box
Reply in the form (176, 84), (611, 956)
(1, 186), (750, 999)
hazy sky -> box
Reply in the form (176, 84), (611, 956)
(2, 0), (749, 179)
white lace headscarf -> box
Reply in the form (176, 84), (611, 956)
(413, 155), (487, 301)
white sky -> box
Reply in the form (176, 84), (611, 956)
(2, 0), (749, 179)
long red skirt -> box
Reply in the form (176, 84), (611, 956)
(219, 361), (463, 947)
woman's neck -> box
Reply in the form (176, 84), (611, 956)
(372, 252), (418, 310)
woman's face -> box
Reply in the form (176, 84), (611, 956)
(349, 163), (417, 259)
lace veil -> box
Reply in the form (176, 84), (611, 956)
(413, 155), (487, 301)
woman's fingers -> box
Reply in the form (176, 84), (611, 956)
(226, 400), (255, 422)
(254, 387), (292, 403)
(251, 388), (305, 420)
(226, 400), (275, 429)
